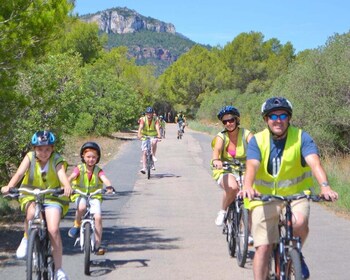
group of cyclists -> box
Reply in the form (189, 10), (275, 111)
(211, 97), (338, 280)
(0, 98), (339, 280)
(0, 131), (115, 280)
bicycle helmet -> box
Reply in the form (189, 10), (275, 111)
(80, 142), (101, 163)
(145, 107), (154, 114)
(217, 105), (240, 120)
(261, 97), (293, 117)
(31, 131), (56, 146)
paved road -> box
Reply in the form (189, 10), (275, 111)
(1, 124), (350, 279)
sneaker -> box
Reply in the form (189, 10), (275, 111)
(151, 164), (156, 170)
(68, 226), (80, 238)
(300, 253), (310, 279)
(55, 268), (69, 280)
(248, 235), (254, 246)
(152, 155), (157, 162)
(215, 210), (227, 226)
(16, 237), (28, 259)
(140, 168), (146, 174)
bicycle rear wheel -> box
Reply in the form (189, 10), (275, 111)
(236, 205), (249, 267)
(43, 238), (55, 280)
(226, 208), (236, 257)
(286, 248), (302, 280)
(27, 229), (42, 280)
(84, 223), (92, 275)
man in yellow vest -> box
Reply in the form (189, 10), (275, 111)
(241, 97), (338, 280)
(137, 106), (161, 174)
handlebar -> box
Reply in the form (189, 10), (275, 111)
(72, 187), (115, 197)
(252, 192), (329, 203)
(4, 187), (64, 198)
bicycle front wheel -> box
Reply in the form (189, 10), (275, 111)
(84, 223), (92, 275)
(236, 205), (249, 267)
(146, 154), (152, 179)
(286, 248), (302, 280)
(226, 209), (236, 257)
(27, 229), (42, 280)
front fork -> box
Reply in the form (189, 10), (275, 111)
(278, 236), (302, 279)
(74, 218), (95, 251)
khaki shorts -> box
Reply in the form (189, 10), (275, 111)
(251, 198), (310, 247)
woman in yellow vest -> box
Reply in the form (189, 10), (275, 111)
(241, 97), (339, 280)
(137, 106), (161, 174)
(67, 142), (114, 255)
(211, 105), (253, 226)
(1, 131), (72, 280)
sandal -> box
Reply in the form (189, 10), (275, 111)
(95, 246), (106, 255)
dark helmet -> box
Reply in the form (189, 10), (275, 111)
(145, 107), (154, 114)
(217, 105), (240, 120)
(261, 97), (293, 117)
(80, 142), (101, 164)
(31, 131), (56, 146)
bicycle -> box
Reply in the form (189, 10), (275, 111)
(177, 121), (184, 139)
(5, 187), (63, 280)
(221, 160), (250, 267)
(72, 188), (114, 275)
(142, 136), (158, 179)
(160, 126), (166, 138)
(255, 192), (325, 280)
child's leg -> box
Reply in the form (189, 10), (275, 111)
(45, 206), (63, 271)
(94, 213), (102, 247)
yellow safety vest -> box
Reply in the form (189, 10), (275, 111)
(71, 163), (103, 201)
(141, 116), (158, 136)
(248, 126), (313, 209)
(211, 128), (250, 180)
(20, 151), (69, 216)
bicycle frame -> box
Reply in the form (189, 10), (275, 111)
(142, 136), (155, 179)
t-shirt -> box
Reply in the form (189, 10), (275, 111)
(246, 130), (318, 175)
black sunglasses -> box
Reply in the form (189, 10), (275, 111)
(222, 118), (236, 125)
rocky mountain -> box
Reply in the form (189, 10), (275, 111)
(80, 7), (198, 75)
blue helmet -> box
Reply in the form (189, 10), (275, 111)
(217, 105), (240, 120)
(145, 106), (154, 114)
(261, 97), (293, 117)
(31, 131), (56, 146)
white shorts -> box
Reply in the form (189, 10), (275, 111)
(217, 172), (241, 186)
(141, 137), (157, 151)
(76, 197), (101, 215)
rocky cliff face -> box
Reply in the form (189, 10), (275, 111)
(81, 7), (176, 35)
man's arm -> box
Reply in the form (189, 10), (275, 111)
(242, 159), (260, 199)
(305, 154), (338, 201)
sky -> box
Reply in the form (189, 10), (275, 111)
(74, 0), (350, 53)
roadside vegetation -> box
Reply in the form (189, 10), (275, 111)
(0, 1), (349, 217)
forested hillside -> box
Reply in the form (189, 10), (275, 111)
(0, 1), (349, 191)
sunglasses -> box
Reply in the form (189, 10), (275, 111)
(222, 118), (236, 125)
(268, 113), (289, 121)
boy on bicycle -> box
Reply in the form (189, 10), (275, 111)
(1, 130), (72, 280)
(67, 142), (114, 255)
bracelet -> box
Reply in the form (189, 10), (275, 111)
(321, 182), (330, 187)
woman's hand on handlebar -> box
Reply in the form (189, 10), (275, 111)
(237, 187), (260, 200)
(212, 159), (223, 169)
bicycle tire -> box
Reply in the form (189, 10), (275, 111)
(84, 223), (91, 275)
(286, 248), (302, 280)
(146, 154), (152, 179)
(236, 205), (249, 267)
(27, 229), (42, 280)
(267, 247), (278, 280)
(42, 238), (55, 280)
(226, 208), (236, 257)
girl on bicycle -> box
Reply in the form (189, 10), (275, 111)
(0, 130), (72, 280)
(67, 142), (114, 255)
(211, 106), (253, 226)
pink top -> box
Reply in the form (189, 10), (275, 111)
(227, 147), (236, 158)
(73, 167), (105, 181)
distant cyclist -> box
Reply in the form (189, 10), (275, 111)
(175, 111), (187, 134)
(159, 115), (166, 138)
(137, 106), (161, 174)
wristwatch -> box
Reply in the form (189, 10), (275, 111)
(321, 181), (330, 187)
